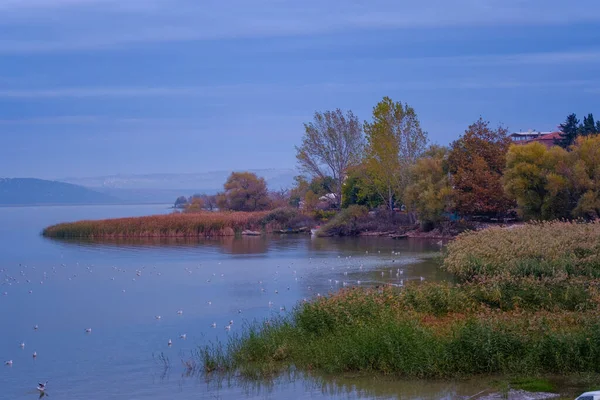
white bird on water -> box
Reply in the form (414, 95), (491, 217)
(211, 322), (217, 328)
(19, 342), (25, 349)
(33, 325), (39, 331)
(168, 339), (172, 346)
(179, 333), (187, 339)
(176, 310), (183, 315)
(5, 360), (12, 366)
(85, 328), (92, 333)
(37, 381), (48, 392)
(33, 351), (37, 358)
(225, 325), (231, 331)
(155, 315), (162, 320)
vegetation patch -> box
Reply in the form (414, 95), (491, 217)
(43, 211), (272, 238)
(200, 221), (600, 379)
(443, 221), (600, 281)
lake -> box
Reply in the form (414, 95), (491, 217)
(0, 204), (486, 399)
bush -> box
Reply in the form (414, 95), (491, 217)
(260, 208), (314, 230)
(318, 205), (368, 236)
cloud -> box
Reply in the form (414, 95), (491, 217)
(0, 0), (599, 53)
(0, 78), (597, 101)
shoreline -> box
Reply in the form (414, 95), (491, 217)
(42, 209), (521, 240)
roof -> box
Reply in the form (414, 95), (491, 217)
(515, 131), (562, 149)
(510, 131), (552, 137)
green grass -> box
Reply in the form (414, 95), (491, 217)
(508, 378), (556, 393)
(199, 221), (600, 380)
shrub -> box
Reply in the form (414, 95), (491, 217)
(260, 208), (314, 230)
(318, 205), (368, 236)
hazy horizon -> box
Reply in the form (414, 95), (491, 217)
(1, 0), (600, 179)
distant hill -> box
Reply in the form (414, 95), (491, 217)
(0, 178), (119, 205)
(62, 169), (297, 203)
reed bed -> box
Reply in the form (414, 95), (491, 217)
(42, 211), (271, 238)
(201, 221), (600, 378)
(443, 221), (600, 281)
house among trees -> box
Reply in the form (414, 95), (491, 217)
(510, 130), (562, 149)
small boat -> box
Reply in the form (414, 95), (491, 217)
(576, 391), (600, 400)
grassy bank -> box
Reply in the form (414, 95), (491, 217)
(201, 221), (600, 378)
(43, 208), (312, 238)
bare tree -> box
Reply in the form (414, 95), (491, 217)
(295, 109), (363, 208)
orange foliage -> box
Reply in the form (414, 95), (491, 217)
(448, 118), (514, 215)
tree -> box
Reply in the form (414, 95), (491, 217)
(580, 113), (598, 136)
(289, 176), (310, 208)
(174, 196), (188, 209)
(269, 188), (290, 209)
(341, 165), (383, 209)
(363, 97), (428, 210)
(216, 172), (271, 211)
(570, 135), (600, 218)
(448, 119), (513, 216)
(200, 194), (218, 211)
(296, 109), (363, 208)
(556, 113), (581, 148)
(405, 145), (454, 228)
(503, 142), (572, 220)
(185, 196), (205, 212)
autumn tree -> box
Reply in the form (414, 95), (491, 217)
(289, 176), (310, 208)
(289, 175), (336, 209)
(216, 172), (271, 211)
(296, 109), (363, 208)
(571, 135), (600, 218)
(448, 119), (513, 216)
(269, 188), (290, 209)
(363, 97), (428, 210)
(503, 142), (572, 220)
(200, 194), (218, 211)
(405, 145), (454, 228)
(185, 196), (205, 212)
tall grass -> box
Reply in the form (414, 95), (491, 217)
(43, 211), (266, 238)
(203, 287), (600, 377)
(443, 221), (600, 281)
(201, 221), (600, 378)
(42, 208), (314, 238)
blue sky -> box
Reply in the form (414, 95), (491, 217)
(1, 0), (599, 179)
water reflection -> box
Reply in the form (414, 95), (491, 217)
(2, 205), (466, 400)
(157, 366), (496, 400)
(46, 234), (444, 257)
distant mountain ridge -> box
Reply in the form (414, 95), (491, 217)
(0, 178), (118, 205)
(61, 169), (297, 191)
(61, 169), (297, 203)
(0, 169), (298, 206)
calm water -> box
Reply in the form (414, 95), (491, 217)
(0, 205), (524, 399)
